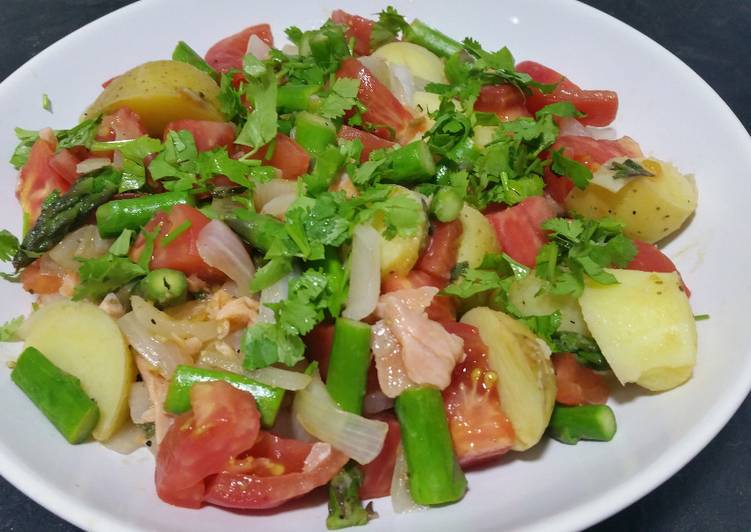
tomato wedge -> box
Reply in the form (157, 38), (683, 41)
(48, 149), (82, 185)
(204, 433), (348, 509)
(336, 58), (414, 142)
(20, 259), (63, 295)
(205, 24), (274, 72)
(16, 136), (70, 223)
(303, 322), (335, 378)
(627, 239), (690, 296)
(552, 353), (609, 406)
(415, 220), (463, 281)
(155, 381), (261, 508)
(130, 204), (226, 282)
(331, 10), (375, 56)
(251, 133), (310, 180)
(359, 412), (401, 500)
(164, 120), (236, 152)
(485, 195), (559, 268)
(474, 84), (530, 121)
(96, 107), (147, 141)
(337, 125), (396, 162)
(442, 321), (515, 466)
(516, 61), (619, 127)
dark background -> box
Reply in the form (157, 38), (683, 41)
(0, 1), (749, 530)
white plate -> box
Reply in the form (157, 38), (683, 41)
(0, 0), (749, 530)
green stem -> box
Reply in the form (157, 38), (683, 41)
(549, 404), (617, 444)
(404, 20), (463, 58)
(95, 191), (194, 238)
(395, 386), (467, 505)
(164, 365), (285, 427)
(11, 347), (100, 444)
(325, 319), (372, 414)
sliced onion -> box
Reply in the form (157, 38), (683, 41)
(558, 117), (589, 137)
(261, 194), (297, 218)
(282, 43), (299, 55)
(196, 345), (244, 374)
(118, 312), (189, 377)
(391, 443), (426, 514)
(247, 34), (271, 60)
(197, 220), (255, 296)
(39, 127), (56, 144)
(129, 381), (153, 424)
(293, 370), (388, 465)
(343, 225), (380, 321)
(388, 63), (415, 107)
(359, 56), (391, 87)
(76, 157), (111, 174)
(49, 224), (112, 271)
(258, 270), (296, 323)
(248, 366), (312, 391)
(102, 422), (147, 455)
(131, 295), (221, 342)
(363, 390), (394, 415)
(253, 178), (298, 210)
(38, 254), (65, 276)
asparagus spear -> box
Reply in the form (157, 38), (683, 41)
(13, 167), (121, 269)
(404, 20), (463, 58)
(325, 318), (372, 414)
(326, 462), (375, 529)
(95, 191), (194, 237)
(549, 404), (617, 444)
(294, 112), (337, 157)
(137, 268), (188, 308)
(430, 187), (463, 222)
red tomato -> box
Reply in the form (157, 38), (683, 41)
(20, 259), (63, 295)
(441, 322), (515, 466)
(552, 353), (609, 406)
(382, 270), (457, 322)
(205, 24), (274, 72)
(474, 84), (530, 121)
(515, 61), (619, 127)
(303, 322), (335, 378)
(360, 412), (401, 500)
(130, 204), (226, 282)
(337, 125), (396, 162)
(244, 133), (310, 180)
(331, 10), (375, 56)
(96, 107), (147, 141)
(204, 432), (349, 509)
(164, 120), (236, 152)
(336, 58), (414, 142)
(485, 195), (559, 267)
(16, 137), (70, 222)
(155, 381), (261, 508)
(543, 134), (643, 203)
(415, 220), (463, 281)
(627, 239), (690, 296)
(48, 149), (81, 185)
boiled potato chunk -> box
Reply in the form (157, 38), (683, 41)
(461, 307), (556, 451)
(578, 269), (696, 391)
(565, 159), (698, 243)
(372, 42), (447, 83)
(456, 204), (499, 268)
(374, 186), (428, 278)
(508, 274), (589, 335)
(83, 60), (223, 136)
(20, 300), (135, 441)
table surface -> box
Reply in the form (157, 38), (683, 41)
(0, 1), (749, 531)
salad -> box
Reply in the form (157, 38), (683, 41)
(0, 6), (700, 528)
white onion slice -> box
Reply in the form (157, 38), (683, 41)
(118, 312), (189, 377)
(389, 63), (415, 107)
(343, 225), (380, 321)
(49, 224), (111, 271)
(102, 422), (147, 455)
(197, 220), (255, 296)
(253, 178), (298, 210)
(258, 269), (297, 323)
(131, 295), (221, 342)
(293, 370), (388, 465)
(248, 366), (312, 391)
(128, 381), (153, 424)
(75, 157), (111, 174)
(246, 34), (271, 60)
(390, 443), (426, 514)
(261, 194), (297, 219)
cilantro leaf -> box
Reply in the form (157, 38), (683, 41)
(0, 230), (20, 262)
(551, 149), (593, 189)
(235, 61), (278, 151)
(609, 159), (655, 179)
(108, 229), (134, 257)
(42, 93), (52, 112)
(9, 128), (40, 170)
(242, 323), (306, 370)
(554, 331), (609, 370)
(172, 41), (217, 78)
(218, 72), (246, 122)
(443, 268), (504, 298)
(535, 102), (584, 119)
(318, 78), (361, 119)
(0, 315), (24, 342)
(519, 311), (561, 347)
(370, 6), (408, 49)
(91, 136), (164, 192)
(74, 254), (146, 301)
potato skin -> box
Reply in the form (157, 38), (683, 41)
(83, 60), (224, 136)
(565, 159), (698, 243)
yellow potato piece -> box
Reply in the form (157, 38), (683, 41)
(456, 204), (499, 268)
(372, 42), (447, 83)
(579, 268), (696, 391)
(83, 60), (223, 136)
(374, 186), (428, 278)
(507, 274), (589, 336)
(461, 307), (556, 451)
(565, 159), (698, 243)
(21, 300), (135, 441)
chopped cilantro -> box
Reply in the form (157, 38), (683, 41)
(0, 230), (20, 262)
(42, 94), (52, 112)
(0, 315), (24, 342)
(91, 136), (163, 192)
(161, 220), (191, 247)
(108, 229), (134, 257)
(235, 59), (278, 151)
(318, 78), (361, 119)
(74, 253), (147, 301)
(551, 149), (593, 189)
(609, 159), (655, 179)
(370, 6), (408, 49)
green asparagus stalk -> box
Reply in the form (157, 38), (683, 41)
(96, 191), (194, 238)
(430, 187), (463, 222)
(11, 347), (100, 444)
(294, 112), (337, 157)
(164, 365), (285, 427)
(379, 141), (436, 184)
(549, 404), (617, 445)
(277, 84), (322, 111)
(404, 19), (463, 58)
(326, 462), (374, 529)
(172, 41), (217, 79)
(137, 268), (188, 308)
(325, 318), (372, 414)
(13, 167), (121, 269)
(395, 386), (467, 505)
